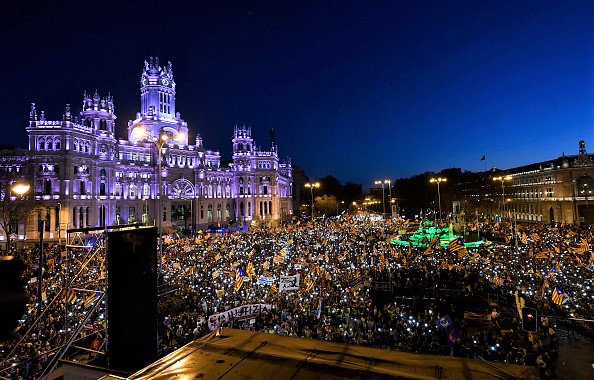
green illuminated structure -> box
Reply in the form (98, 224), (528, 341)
(391, 219), (487, 248)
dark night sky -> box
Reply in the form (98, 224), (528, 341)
(2, 0), (594, 188)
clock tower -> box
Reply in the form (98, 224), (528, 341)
(130, 57), (188, 146)
(139, 57), (176, 119)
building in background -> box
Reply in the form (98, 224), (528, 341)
(492, 140), (594, 225)
(0, 58), (293, 248)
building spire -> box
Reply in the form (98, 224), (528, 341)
(29, 103), (37, 121)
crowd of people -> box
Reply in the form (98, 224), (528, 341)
(1, 214), (593, 379)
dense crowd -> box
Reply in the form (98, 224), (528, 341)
(1, 214), (593, 379)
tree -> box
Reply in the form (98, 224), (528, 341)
(317, 176), (342, 197)
(0, 177), (29, 252)
(314, 194), (338, 216)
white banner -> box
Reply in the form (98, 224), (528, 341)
(279, 274), (300, 292)
(208, 303), (271, 330)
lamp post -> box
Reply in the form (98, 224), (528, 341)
(374, 180), (386, 218)
(429, 177), (447, 221)
(11, 183), (46, 337)
(9, 182), (30, 251)
(385, 179), (392, 217)
(493, 175), (512, 216)
(140, 128), (185, 275)
(336, 200), (344, 216)
(57, 202), (62, 248)
(154, 134), (169, 275)
(304, 182), (320, 218)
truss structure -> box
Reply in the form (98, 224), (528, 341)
(0, 223), (141, 380)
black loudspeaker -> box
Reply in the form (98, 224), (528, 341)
(107, 227), (158, 373)
(0, 256), (26, 341)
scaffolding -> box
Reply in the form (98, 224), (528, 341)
(0, 223), (141, 380)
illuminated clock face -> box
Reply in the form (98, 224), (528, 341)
(162, 78), (170, 86)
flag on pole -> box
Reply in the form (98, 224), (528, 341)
(257, 276), (274, 286)
(234, 275), (246, 292)
(551, 287), (565, 305)
(246, 262), (255, 280)
(457, 248), (468, 259)
(572, 239), (589, 254)
(480, 155), (486, 161)
(448, 237), (465, 252)
(65, 289), (77, 303)
(424, 236), (440, 255)
(84, 292), (101, 308)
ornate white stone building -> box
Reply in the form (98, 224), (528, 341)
(0, 58), (293, 247)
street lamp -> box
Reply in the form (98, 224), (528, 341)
(429, 177), (447, 221)
(375, 180), (386, 217)
(336, 200), (344, 216)
(493, 175), (512, 215)
(385, 179), (392, 217)
(140, 128), (185, 275)
(304, 182), (320, 218)
(9, 182), (30, 252)
(11, 183), (45, 337)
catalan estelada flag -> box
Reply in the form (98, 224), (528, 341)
(551, 287), (565, 305)
(65, 289), (77, 303)
(448, 237), (465, 252)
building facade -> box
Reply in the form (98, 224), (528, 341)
(0, 58), (293, 248)
(455, 141), (594, 226)
(499, 140), (594, 225)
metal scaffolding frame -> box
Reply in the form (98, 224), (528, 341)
(0, 223), (141, 380)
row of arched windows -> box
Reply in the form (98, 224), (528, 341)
(73, 138), (92, 154)
(37, 136), (62, 151)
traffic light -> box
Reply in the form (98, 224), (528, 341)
(521, 307), (538, 332)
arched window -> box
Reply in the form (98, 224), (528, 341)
(55, 139), (61, 150)
(100, 182), (106, 196)
(39, 138), (45, 150)
(100, 168), (106, 177)
(47, 140), (53, 150)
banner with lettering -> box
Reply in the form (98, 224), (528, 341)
(208, 303), (272, 330)
(279, 274), (300, 292)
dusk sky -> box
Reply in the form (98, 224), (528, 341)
(2, 1), (594, 188)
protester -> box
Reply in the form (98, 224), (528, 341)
(1, 214), (593, 379)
